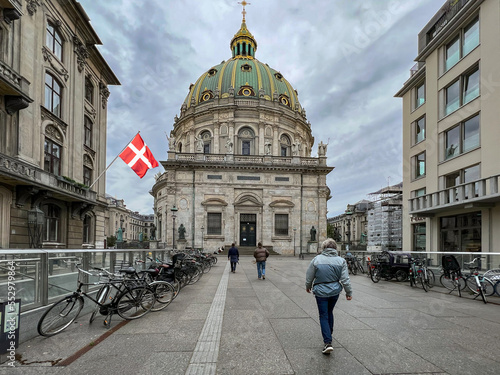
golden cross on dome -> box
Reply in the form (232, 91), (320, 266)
(238, 1), (251, 22)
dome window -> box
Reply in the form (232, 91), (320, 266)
(208, 68), (218, 76)
(241, 64), (252, 72)
(238, 85), (255, 97)
(279, 94), (291, 107)
(274, 72), (283, 81)
(200, 89), (214, 102)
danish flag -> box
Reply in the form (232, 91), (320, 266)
(119, 134), (158, 178)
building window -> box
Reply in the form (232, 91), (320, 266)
(83, 215), (91, 243)
(46, 22), (62, 60)
(444, 114), (480, 160)
(415, 82), (425, 109)
(83, 166), (92, 187)
(412, 116), (425, 145)
(413, 188), (426, 198)
(440, 211), (481, 252)
(463, 68), (480, 104)
(44, 138), (61, 175)
(443, 17), (479, 73)
(445, 80), (460, 116)
(43, 204), (60, 242)
(237, 127), (255, 155)
(413, 223), (426, 251)
(463, 17), (479, 56)
(445, 36), (460, 71)
(200, 130), (212, 154)
(443, 66), (480, 117)
(414, 152), (425, 179)
(275, 214), (289, 236)
(280, 134), (291, 156)
(444, 164), (480, 198)
(207, 213), (222, 235)
(84, 116), (93, 148)
(45, 73), (62, 117)
(85, 76), (94, 104)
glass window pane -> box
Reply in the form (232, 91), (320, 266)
(445, 171), (460, 188)
(207, 213), (221, 235)
(464, 165), (480, 183)
(416, 152), (425, 177)
(446, 81), (460, 115)
(463, 115), (480, 152)
(445, 126), (460, 159)
(446, 36), (460, 71)
(44, 85), (52, 111)
(416, 116), (425, 143)
(463, 68), (480, 104)
(416, 83), (425, 107)
(275, 214), (288, 236)
(463, 18), (479, 56)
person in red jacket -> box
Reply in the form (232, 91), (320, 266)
(253, 242), (269, 280)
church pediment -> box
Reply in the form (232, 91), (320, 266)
(234, 195), (263, 207)
(269, 199), (294, 208)
(201, 198), (228, 206)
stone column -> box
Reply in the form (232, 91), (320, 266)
(272, 125), (279, 156)
(214, 121), (220, 154)
(258, 122), (265, 155)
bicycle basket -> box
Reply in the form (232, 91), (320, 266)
(483, 269), (500, 282)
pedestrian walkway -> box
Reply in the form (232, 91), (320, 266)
(2, 255), (500, 375)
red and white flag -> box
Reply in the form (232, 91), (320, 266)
(119, 134), (158, 178)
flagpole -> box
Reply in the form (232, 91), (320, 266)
(89, 131), (140, 189)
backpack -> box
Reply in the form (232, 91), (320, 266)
(441, 255), (461, 277)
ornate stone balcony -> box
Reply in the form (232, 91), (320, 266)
(409, 175), (500, 216)
(172, 153), (321, 167)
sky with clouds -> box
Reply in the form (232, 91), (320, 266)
(79, 0), (443, 217)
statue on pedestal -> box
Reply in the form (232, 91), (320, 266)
(178, 224), (186, 240)
(310, 226), (317, 242)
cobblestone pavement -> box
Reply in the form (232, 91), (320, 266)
(2, 255), (500, 375)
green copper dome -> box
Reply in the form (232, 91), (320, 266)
(182, 18), (302, 113)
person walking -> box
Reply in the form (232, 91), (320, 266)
(253, 242), (269, 279)
(228, 243), (239, 273)
(305, 238), (352, 355)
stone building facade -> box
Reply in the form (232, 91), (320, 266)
(0, 0), (119, 249)
(152, 12), (332, 254)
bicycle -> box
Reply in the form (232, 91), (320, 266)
(462, 258), (494, 303)
(37, 263), (155, 337)
(483, 267), (500, 296)
(409, 257), (435, 292)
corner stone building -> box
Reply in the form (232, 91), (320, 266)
(152, 15), (333, 255)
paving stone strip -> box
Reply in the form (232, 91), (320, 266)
(185, 261), (230, 375)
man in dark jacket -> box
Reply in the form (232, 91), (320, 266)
(253, 242), (269, 279)
(306, 238), (352, 355)
(228, 243), (239, 273)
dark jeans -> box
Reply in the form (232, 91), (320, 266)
(230, 261), (237, 272)
(315, 294), (340, 344)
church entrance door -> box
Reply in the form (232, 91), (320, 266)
(240, 214), (256, 247)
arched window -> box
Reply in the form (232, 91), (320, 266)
(200, 131), (212, 154)
(238, 127), (255, 155)
(280, 134), (292, 156)
(84, 116), (93, 148)
(44, 138), (62, 176)
(83, 215), (91, 244)
(42, 204), (61, 242)
(85, 76), (94, 104)
(83, 155), (93, 187)
(45, 73), (62, 117)
(178, 142), (183, 153)
(46, 22), (62, 60)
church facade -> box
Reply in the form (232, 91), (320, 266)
(151, 11), (333, 254)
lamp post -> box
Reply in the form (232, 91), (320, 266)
(345, 204), (354, 252)
(201, 225), (205, 250)
(171, 205), (178, 250)
(293, 228), (297, 257)
(27, 207), (44, 248)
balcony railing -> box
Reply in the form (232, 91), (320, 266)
(409, 174), (500, 214)
(173, 153), (321, 167)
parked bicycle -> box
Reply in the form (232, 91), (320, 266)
(408, 257), (435, 292)
(37, 263), (155, 337)
(462, 257), (495, 304)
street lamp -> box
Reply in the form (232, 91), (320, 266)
(171, 205), (178, 250)
(28, 207), (44, 248)
(293, 228), (297, 257)
(345, 204), (354, 252)
(201, 225), (205, 250)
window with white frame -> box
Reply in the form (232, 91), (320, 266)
(43, 203), (61, 242)
(415, 82), (425, 109)
(444, 113), (480, 160)
(46, 22), (62, 60)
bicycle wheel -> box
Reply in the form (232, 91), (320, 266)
(149, 281), (175, 312)
(419, 273), (428, 292)
(371, 268), (381, 283)
(350, 263), (357, 275)
(440, 274), (455, 290)
(479, 281), (487, 304)
(188, 266), (203, 285)
(494, 281), (500, 296)
(116, 286), (155, 320)
(425, 269), (435, 289)
(37, 295), (84, 337)
(482, 277), (495, 296)
(395, 270), (407, 282)
(357, 261), (365, 274)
